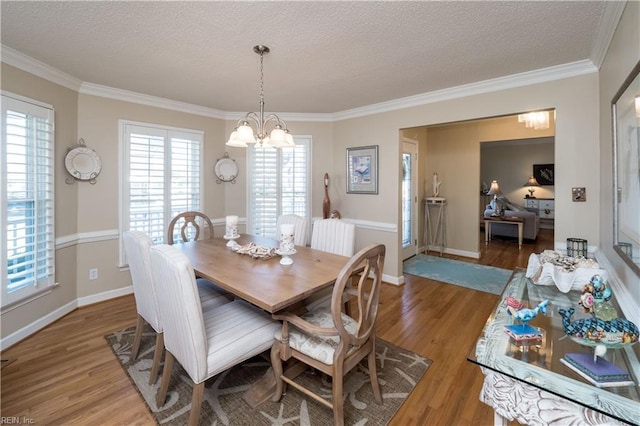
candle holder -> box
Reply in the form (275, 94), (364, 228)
(276, 224), (296, 265)
(224, 232), (240, 248)
(224, 215), (239, 247)
(566, 238), (588, 258)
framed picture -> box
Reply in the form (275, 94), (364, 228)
(347, 145), (378, 194)
(533, 163), (554, 186)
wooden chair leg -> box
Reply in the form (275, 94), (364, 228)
(332, 371), (345, 426)
(131, 315), (145, 359)
(149, 332), (164, 385)
(188, 382), (205, 426)
(156, 350), (174, 408)
(270, 342), (284, 402)
(368, 346), (382, 404)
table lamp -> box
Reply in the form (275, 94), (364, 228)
(524, 176), (540, 198)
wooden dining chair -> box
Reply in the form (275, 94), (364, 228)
(167, 211), (214, 245)
(270, 243), (386, 426)
(122, 231), (230, 385)
(275, 214), (308, 247)
(304, 218), (356, 311)
(150, 244), (280, 426)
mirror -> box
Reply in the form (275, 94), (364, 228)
(612, 59), (640, 276)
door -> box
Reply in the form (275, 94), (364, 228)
(401, 139), (418, 259)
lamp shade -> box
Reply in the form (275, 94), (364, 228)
(487, 180), (501, 196)
(524, 176), (540, 187)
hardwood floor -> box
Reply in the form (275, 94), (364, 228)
(0, 229), (553, 425)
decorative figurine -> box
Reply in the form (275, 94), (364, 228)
(432, 172), (442, 198)
(508, 300), (549, 325)
(558, 307), (639, 345)
(579, 274), (615, 319)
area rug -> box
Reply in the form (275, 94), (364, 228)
(403, 254), (511, 295)
(106, 325), (431, 425)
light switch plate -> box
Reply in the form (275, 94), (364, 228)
(572, 187), (586, 202)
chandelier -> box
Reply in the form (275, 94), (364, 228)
(517, 111), (550, 130)
(226, 45), (294, 148)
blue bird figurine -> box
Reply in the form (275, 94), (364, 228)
(508, 300), (549, 325)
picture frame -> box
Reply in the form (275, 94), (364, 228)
(533, 163), (554, 186)
(346, 145), (378, 194)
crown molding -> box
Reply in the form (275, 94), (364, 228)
(79, 82), (228, 119)
(1, 45), (82, 91)
(4, 44), (598, 123)
(332, 60), (598, 121)
(590, 1), (627, 69)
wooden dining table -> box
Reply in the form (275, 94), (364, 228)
(174, 234), (359, 407)
(174, 234), (355, 314)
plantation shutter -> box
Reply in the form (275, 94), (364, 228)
(120, 122), (203, 262)
(248, 136), (311, 239)
(2, 93), (55, 307)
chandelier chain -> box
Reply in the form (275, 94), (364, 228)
(259, 50), (264, 104)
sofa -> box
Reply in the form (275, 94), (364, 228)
(484, 197), (539, 240)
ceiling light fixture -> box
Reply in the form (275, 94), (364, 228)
(518, 111), (550, 130)
(226, 45), (294, 149)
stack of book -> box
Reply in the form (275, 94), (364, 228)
(560, 352), (634, 388)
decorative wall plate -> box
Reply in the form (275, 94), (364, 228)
(215, 153), (238, 183)
(65, 145), (102, 182)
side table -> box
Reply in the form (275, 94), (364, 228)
(424, 197), (446, 255)
(485, 217), (524, 250)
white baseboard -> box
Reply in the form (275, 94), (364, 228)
(383, 273), (404, 286)
(77, 286), (133, 307)
(1, 285), (134, 351)
(0, 299), (77, 351)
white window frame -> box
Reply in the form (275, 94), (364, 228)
(118, 120), (204, 265)
(247, 135), (312, 241)
(1, 92), (56, 308)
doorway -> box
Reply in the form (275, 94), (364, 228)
(402, 139), (418, 260)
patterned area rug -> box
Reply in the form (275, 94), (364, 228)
(106, 325), (431, 425)
(403, 254), (511, 295)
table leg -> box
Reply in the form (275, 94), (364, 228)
(517, 223), (523, 250)
(485, 221), (490, 244)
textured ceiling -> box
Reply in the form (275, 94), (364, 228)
(1, 1), (609, 114)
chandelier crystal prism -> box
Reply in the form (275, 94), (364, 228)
(226, 45), (294, 149)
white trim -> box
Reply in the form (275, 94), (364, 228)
(3, 45), (601, 123)
(81, 82), (228, 119)
(0, 45), (82, 92)
(55, 229), (119, 249)
(589, 1), (627, 69)
(443, 247), (481, 259)
(333, 60), (598, 121)
(77, 285), (133, 307)
(312, 216), (396, 233)
(383, 274), (404, 286)
(0, 299), (77, 351)
(0, 283), (59, 314)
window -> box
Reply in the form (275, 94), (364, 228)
(248, 136), (311, 239)
(1, 93), (55, 308)
(119, 121), (203, 263)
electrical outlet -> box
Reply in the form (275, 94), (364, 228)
(89, 268), (98, 280)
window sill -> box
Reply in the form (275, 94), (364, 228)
(1, 283), (59, 314)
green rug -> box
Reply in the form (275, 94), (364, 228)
(403, 254), (511, 295)
(106, 325), (431, 425)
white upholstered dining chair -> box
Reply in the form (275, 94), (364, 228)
(150, 244), (280, 426)
(310, 218), (355, 256)
(122, 231), (230, 385)
(270, 243), (386, 426)
(304, 219), (356, 311)
(275, 214), (308, 247)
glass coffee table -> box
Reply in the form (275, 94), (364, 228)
(468, 268), (639, 425)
